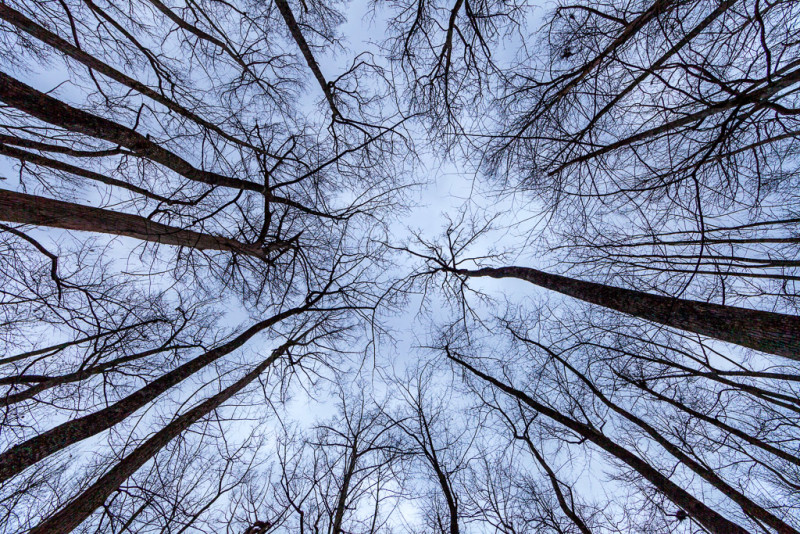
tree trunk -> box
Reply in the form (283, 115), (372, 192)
(546, 347), (799, 534)
(27, 340), (294, 534)
(0, 304), (309, 483)
(0, 190), (281, 258)
(331, 444), (358, 534)
(445, 349), (749, 534)
(554, 65), (800, 172)
(0, 71), (260, 192)
(452, 266), (800, 360)
(273, 0), (339, 117)
(0, 344), (196, 407)
(0, 3), (265, 155)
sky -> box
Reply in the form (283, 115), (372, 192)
(3, 0), (794, 531)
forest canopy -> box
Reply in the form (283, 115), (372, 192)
(0, 0), (799, 532)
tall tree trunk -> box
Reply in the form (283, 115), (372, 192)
(0, 71), (260, 191)
(541, 344), (799, 534)
(273, 0), (339, 117)
(0, 3), (262, 155)
(331, 443), (358, 534)
(561, 0), (736, 157)
(451, 266), (800, 360)
(0, 304), (311, 483)
(553, 65), (800, 172)
(0, 343), (197, 407)
(27, 339), (295, 534)
(0, 190), (283, 258)
(445, 348), (749, 534)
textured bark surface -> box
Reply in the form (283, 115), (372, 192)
(0, 306), (307, 483)
(28, 343), (290, 534)
(0, 190), (276, 258)
(455, 266), (800, 359)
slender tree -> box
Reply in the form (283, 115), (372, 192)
(2, 0), (799, 532)
(404, 231), (800, 359)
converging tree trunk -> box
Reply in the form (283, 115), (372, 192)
(539, 342), (799, 534)
(451, 266), (800, 359)
(27, 339), (296, 534)
(445, 348), (750, 534)
(0, 343), (197, 407)
(0, 303), (312, 483)
(0, 71), (261, 192)
(331, 443), (359, 534)
(0, 190), (284, 259)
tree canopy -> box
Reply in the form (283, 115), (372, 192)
(0, 0), (798, 532)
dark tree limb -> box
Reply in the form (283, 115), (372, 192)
(450, 265), (800, 360)
(0, 189), (289, 258)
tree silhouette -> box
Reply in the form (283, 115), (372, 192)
(1, 0), (799, 532)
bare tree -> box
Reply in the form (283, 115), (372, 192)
(421, 293), (800, 534)
(1, 0), (799, 532)
(402, 226), (800, 359)
(384, 364), (482, 534)
(0, 0), (408, 532)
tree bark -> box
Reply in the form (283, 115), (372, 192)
(0, 190), (281, 258)
(0, 344), (197, 407)
(543, 345), (799, 534)
(27, 340), (294, 534)
(452, 266), (800, 360)
(445, 349), (749, 534)
(331, 443), (358, 534)
(0, 3), (263, 155)
(273, 0), (340, 117)
(0, 71), (261, 192)
(0, 304), (310, 483)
